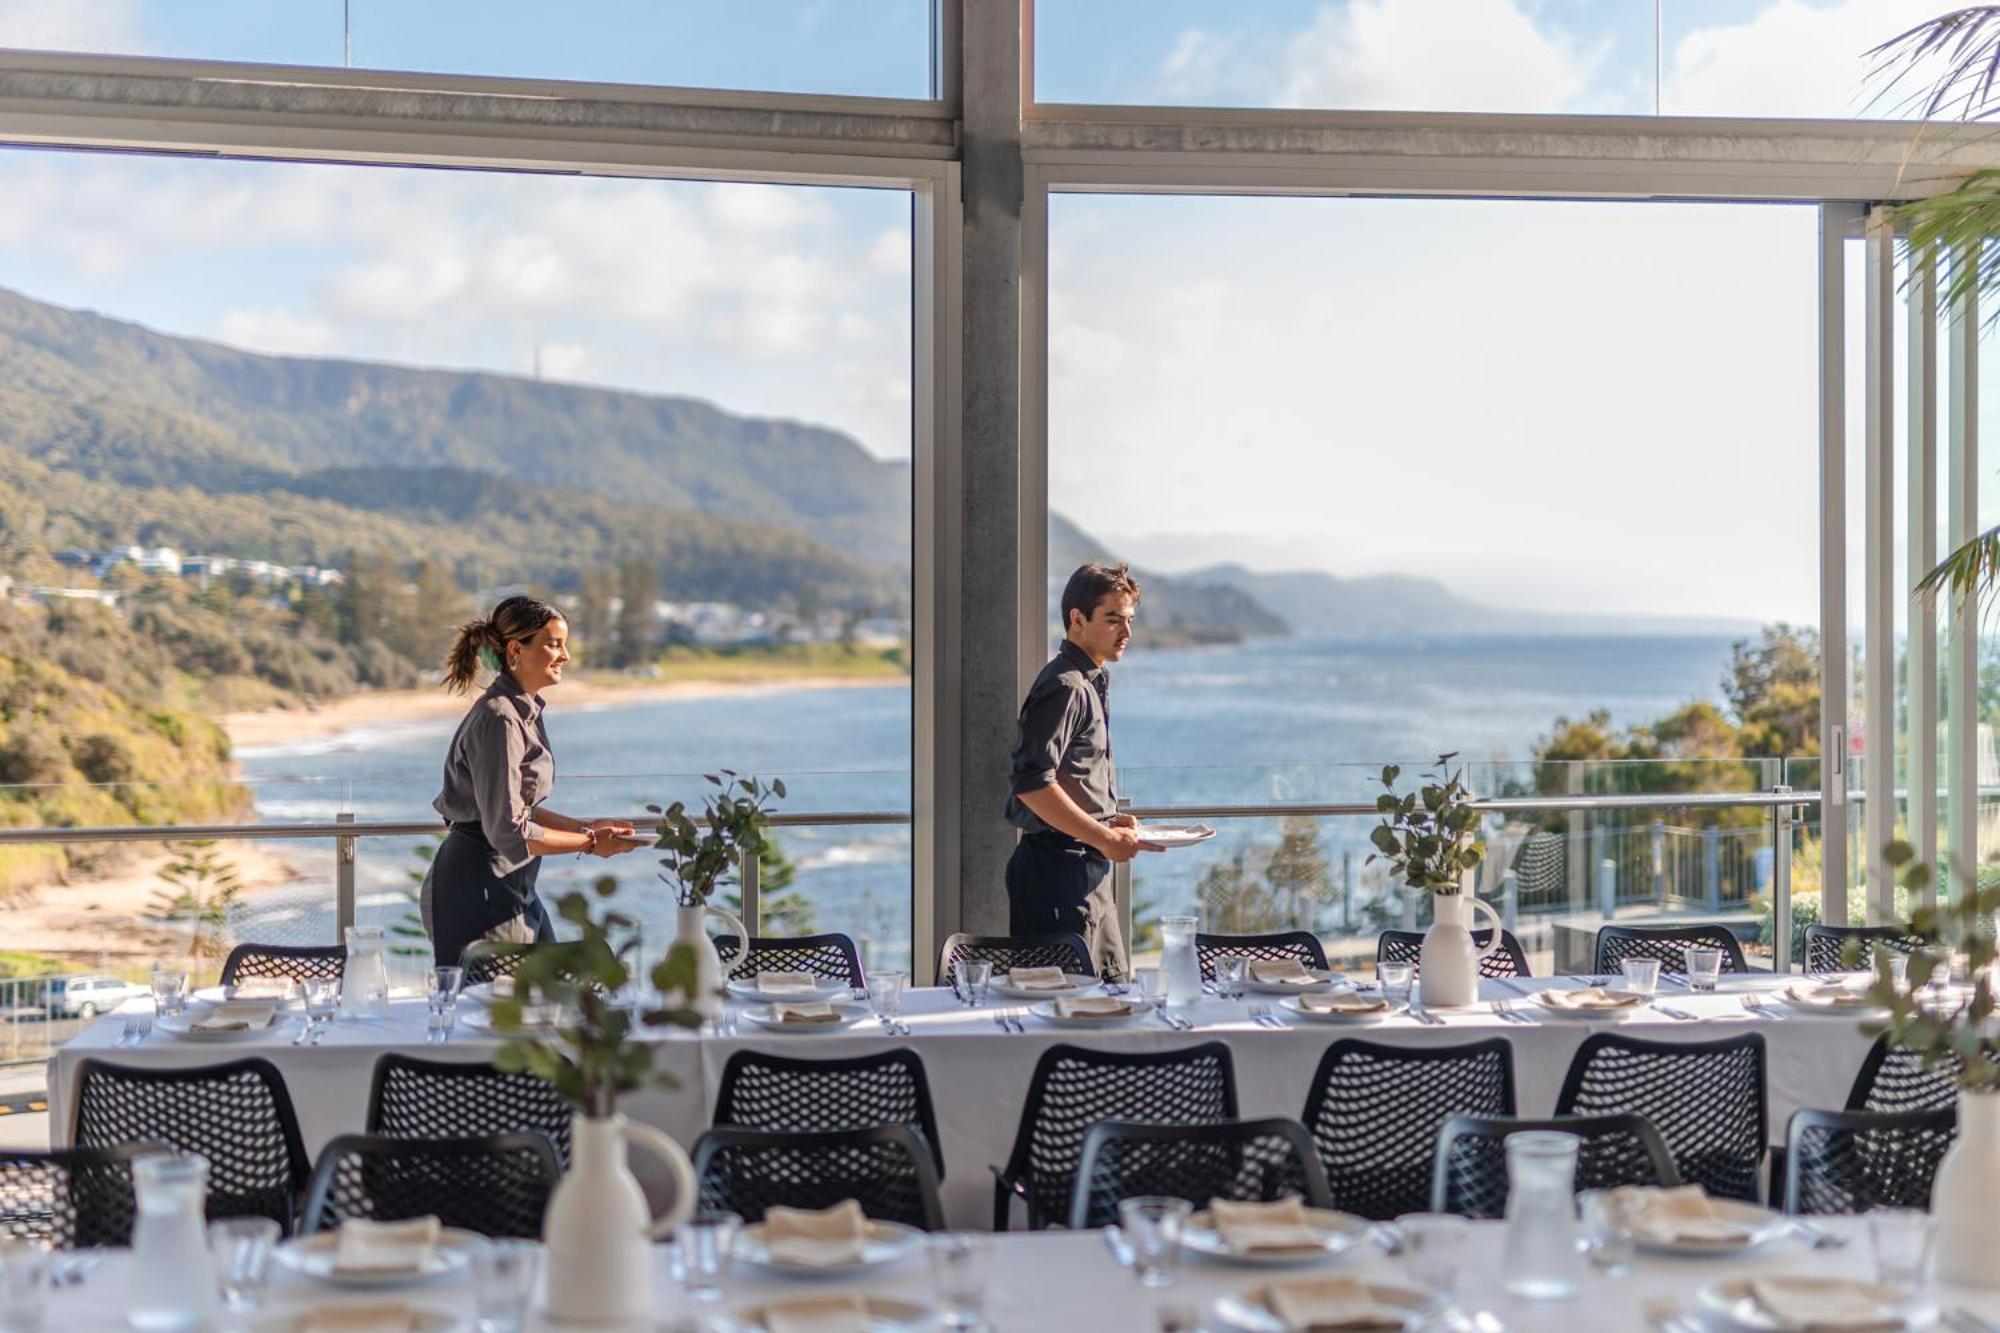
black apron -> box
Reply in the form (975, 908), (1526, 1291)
(424, 821), (552, 968)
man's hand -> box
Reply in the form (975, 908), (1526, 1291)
(1108, 812), (1139, 830)
(1094, 824), (1146, 862)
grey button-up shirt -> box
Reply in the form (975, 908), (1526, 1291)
(1005, 639), (1118, 836)
(433, 671), (553, 877)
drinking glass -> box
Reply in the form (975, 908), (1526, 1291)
(1870, 1208), (1933, 1292)
(0, 1245), (50, 1333)
(1215, 955), (1248, 1001)
(929, 1233), (992, 1330)
(1887, 954), (1910, 992)
(1134, 967), (1165, 1004)
(1376, 961), (1414, 1007)
(148, 967), (187, 1019)
(1619, 957), (1660, 996)
(1684, 947), (1724, 992)
(1577, 1188), (1636, 1275)
(1396, 1213), (1466, 1301)
(426, 966), (463, 1044)
(301, 978), (340, 1031)
(1113, 1196), (1191, 1289)
(207, 1216), (278, 1311)
(471, 1239), (542, 1333)
(953, 958), (994, 1007)
(677, 1211), (740, 1301)
(868, 969), (907, 1021)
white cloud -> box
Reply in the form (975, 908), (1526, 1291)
(1279, 0), (1603, 113)
(215, 306), (338, 358)
(537, 342), (591, 382)
(867, 228), (909, 276)
(1665, 0), (1951, 119)
(0, 0), (142, 53)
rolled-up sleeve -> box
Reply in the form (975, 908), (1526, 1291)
(466, 708), (546, 870)
(1010, 683), (1088, 797)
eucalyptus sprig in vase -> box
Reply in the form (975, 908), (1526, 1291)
(647, 770), (785, 1020)
(1368, 752), (1502, 1008)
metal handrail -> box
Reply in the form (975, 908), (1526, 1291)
(0, 811), (911, 845)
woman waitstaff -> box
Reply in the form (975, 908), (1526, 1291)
(421, 595), (647, 968)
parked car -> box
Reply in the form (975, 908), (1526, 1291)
(49, 975), (149, 1019)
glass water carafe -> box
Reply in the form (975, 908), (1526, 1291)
(339, 924), (390, 1019)
(128, 1153), (217, 1332)
(1502, 1131), (1584, 1299)
(1159, 914), (1202, 1008)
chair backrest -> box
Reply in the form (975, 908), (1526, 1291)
(1067, 1116), (1332, 1229)
(368, 1054), (574, 1165)
(1555, 1031), (1766, 1202)
(1799, 925), (1922, 977)
(712, 933), (866, 987)
(999, 1041), (1238, 1230)
(219, 944), (347, 988)
(692, 1125), (944, 1230)
(714, 1047), (942, 1175)
(74, 1057), (311, 1234)
(1376, 930), (1531, 979)
(1592, 924), (1747, 976)
(1844, 1036), (1962, 1114)
(299, 1132), (561, 1239)
(458, 942), (529, 987)
(939, 932), (1091, 981)
(0, 1143), (165, 1249)
(1300, 1037), (1516, 1220)
(1431, 1113), (1679, 1219)
(1194, 932), (1327, 983)
(1783, 1107), (1957, 1216)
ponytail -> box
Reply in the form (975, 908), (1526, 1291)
(440, 595), (565, 694)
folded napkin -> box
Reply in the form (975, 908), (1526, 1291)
(1248, 959), (1318, 986)
(303, 1306), (417, 1333)
(1264, 1278), (1405, 1332)
(762, 1199), (869, 1267)
(1054, 996), (1133, 1018)
(757, 970), (822, 996)
(332, 1216), (441, 1275)
(771, 1001), (840, 1025)
(191, 1001), (279, 1034)
(1208, 1196), (1327, 1255)
(761, 1295), (872, 1333)
(225, 978), (293, 1002)
(1299, 992), (1388, 1014)
(1748, 1277), (1905, 1331)
(1539, 986), (1643, 1012)
(1005, 966), (1074, 991)
(1784, 982), (1874, 1009)
(1610, 1186), (1753, 1246)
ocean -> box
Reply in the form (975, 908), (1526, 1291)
(231, 633), (1749, 974)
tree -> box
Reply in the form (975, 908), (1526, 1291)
(1723, 624), (1819, 757)
(717, 834), (817, 937)
(572, 568), (618, 662)
(1194, 852), (1282, 934)
(1263, 816), (1329, 930)
(614, 560), (658, 668)
(148, 839), (243, 962)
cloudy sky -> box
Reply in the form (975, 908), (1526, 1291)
(0, 0), (1973, 622)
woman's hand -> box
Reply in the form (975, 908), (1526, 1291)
(586, 821), (649, 857)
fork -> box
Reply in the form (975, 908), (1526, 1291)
(1651, 1001), (1698, 1021)
(1156, 1008), (1190, 1032)
(310, 1017), (329, 1044)
(114, 1020), (138, 1048)
(1249, 1003), (1286, 1030)
(1741, 995), (1789, 1022)
(1488, 1000), (1526, 1025)
(291, 1017), (316, 1046)
(1408, 1001), (1444, 1026)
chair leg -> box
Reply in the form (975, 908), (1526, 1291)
(991, 1176), (1012, 1232)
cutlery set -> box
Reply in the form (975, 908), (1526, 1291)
(1246, 1003), (1289, 1030)
(990, 1008), (1027, 1034)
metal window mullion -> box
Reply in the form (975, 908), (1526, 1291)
(1908, 247), (1939, 909)
(1948, 244), (1980, 900)
(1863, 210), (1896, 924)
(1819, 204), (1857, 920)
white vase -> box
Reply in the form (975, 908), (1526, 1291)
(542, 1113), (697, 1326)
(1933, 1089), (2000, 1288)
(666, 901), (748, 1021)
(1417, 889), (1503, 1008)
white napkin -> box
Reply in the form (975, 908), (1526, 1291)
(331, 1216), (441, 1275)
(771, 1001), (840, 1025)
(1005, 966), (1073, 991)
(191, 1001), (278, 1034)
(1264, 1278), (1405, 1331)
(1248, 959), (1317, 986)
(762, 1200), (869, 1267)
(1207, 1196), (1326, 1254)
(1299, 992), (1388, 1014)
(1748, 1277), (1906, 1331)
(1611, 1186), (1753, 1246)
(757, 971), (822, 996)
(1539, 986), (1643, 1012)
(303, 1306), (417, 1333)
(1783, 981), (1874, 1009)
(761, 1295), (872, 1333)
(1054, 996), (1133, 1018)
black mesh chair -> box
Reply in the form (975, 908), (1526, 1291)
(1377, 929), (1531, 979)
(1431, 1113), (1679, 1219)
(1799, 925), (1923, 977)
(714, 1048), (942, 1175)
(219, 944), (346, 988)
(1845, 1036), (1961, 1113)
(1554, 1032), (1766, 1202)
(73, 1057), (311, 1234)
(0, 1144), (165, 1248)
(1300, 1038), (1516, 1220)
(713, 933), (866, 987)
(995, 1042), (1238, 1230)
(692, 1125), (944, 1230)
(1593, 924), (1747, 976)
(368, 1054), (574, 1166)
(1067, 1117), (1333, 1229)
(458, 942), (529, 987)
(1783, 1107), (1957, 1216)
(1194, 932), (1327, 983)
(299, 1132), (561, 1239)
(939, 933), (1092, 981)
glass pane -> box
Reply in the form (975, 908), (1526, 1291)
(0, 0), (934, 99)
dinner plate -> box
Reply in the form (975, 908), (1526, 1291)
(709, 1295), (934, 1333)
(1028, 998), (1158, 1028)
(1278, 996), (1392, 1026)
(458, 980), (514, 1007)
(1771, 987), (1886, 1019)
(457, 1004), (565, 1032)
(1631, 1201), (1790, 1257)
(739, 1001), (873, 1034)
(1694, 1277), (1924, 1331)
(724, 977), (854, 1003)
(192, 984), (299, 1007)
(732, 1218), (925, 1278)
(1531, 989), (1646, 1022)
(1136, 823), (1217, 850)
(1242, 969), (1342, 996)
(247, 1309), (463, 1333)
(1211, 1280), (1438, 1332)
(1179, 1207), (1372, 1268)
(274, 1228), (479, 1288)
(154, 1007), (289, 1043)
(991, 971), (1099, 1000)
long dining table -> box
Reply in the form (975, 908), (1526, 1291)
(48, 971), (1882, 1230)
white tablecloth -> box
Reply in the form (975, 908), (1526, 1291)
(48, 975), (1880, 1228)
(38, 1218), (2000, 1331)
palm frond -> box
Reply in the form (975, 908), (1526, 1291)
(1886, 173), (2000, 324)
(1867, 6), (2000, 121)
(1915, 522), (2000, 609)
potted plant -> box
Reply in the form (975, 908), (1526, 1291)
(647, 770), (784, 1021)
(490, 877), (702, 1325)
(1369, 753), (1502, 1007)
(1860, 840), (1999, 1288)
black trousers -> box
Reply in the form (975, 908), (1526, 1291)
(422, 824), (554, 968)
(1005, 836), (1127, 979)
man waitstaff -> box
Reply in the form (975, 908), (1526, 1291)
(1005, 562), (1156, 978)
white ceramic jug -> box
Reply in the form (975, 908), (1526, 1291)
(666, 901), (748, 1020)
(1933, 1089), (2000, 1288)
(1418, 890), (1503, 1008)
(127, 1153), (218, 1333)
(543, 1114), (697, 1325)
